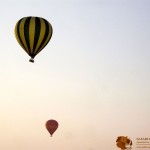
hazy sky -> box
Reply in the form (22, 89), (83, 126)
(0, 0), (150, 150)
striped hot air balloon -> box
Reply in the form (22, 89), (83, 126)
(14, 16), (53, 62)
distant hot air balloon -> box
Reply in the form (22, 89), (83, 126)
(45, 119), (58, 137)
(14, 16), (53, 63)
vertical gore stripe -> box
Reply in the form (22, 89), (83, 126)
(29, 17), (35, 53)
(34, 18), (46, 55)
(15, 20), (26, 51)
(19, 17), (30, 55)
(32, 17), (41, 56)
(37, 22), (52, 54)
(24, 17), (31, 55)
(35, 19), (52, 55)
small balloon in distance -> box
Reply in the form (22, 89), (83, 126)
(45, 119), (58, 137)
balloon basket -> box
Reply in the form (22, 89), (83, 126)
(29, 58), (34, 63)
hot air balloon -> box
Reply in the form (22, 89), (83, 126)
(45, 119), (58, 137)
(14, 16), (53, 63)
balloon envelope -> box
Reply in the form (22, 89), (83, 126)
(45, 119), (58, 136)
(14, 16), (53, 62)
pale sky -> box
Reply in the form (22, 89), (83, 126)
(0, 0), (150, 150)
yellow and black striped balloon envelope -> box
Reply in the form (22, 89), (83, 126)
(14, 16), (53, 63)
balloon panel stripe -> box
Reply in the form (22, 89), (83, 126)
(34, 18), (49, 55)
(32, 17), (41, 56)
(24, 17), (31, 56)
(29, 17), (35, 55)
(15, 20), (26, 51)
(17, 18), (30, 55)
(35, 19), (52, 55)
(36, 22), (52, 55)
(34, 18), (46, 55)
(20, 18), (30, 54)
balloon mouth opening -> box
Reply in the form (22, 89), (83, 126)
(29, 58), (34, 63)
